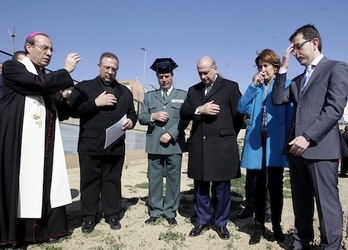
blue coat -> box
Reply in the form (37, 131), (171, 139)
(237, 80), (293, 170)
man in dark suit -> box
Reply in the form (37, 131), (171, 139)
(180, 56), (243, 240)
(138, 58), (187, 225)
(0, 63), (3, 103)
(272, 24), (348, 250)
(340, 125), (348, 177)
(69, 52), (137, 234)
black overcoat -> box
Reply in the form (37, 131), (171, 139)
(180, 76), (244, 181)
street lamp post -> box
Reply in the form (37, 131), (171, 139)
(140, 47), (147, 89)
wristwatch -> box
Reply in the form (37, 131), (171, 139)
(302, 133), (311, 142)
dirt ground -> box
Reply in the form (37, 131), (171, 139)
(21, 151), (348, 250)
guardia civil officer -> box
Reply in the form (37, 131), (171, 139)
(138, 58), (188, 225)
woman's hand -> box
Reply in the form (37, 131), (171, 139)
(252, 72), (265, 87)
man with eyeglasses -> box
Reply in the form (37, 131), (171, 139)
(272, 24), (348, 250)
(69, 52), (137, 234)
(0, 32), (80, 248)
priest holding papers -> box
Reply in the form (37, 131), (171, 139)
(69, 52), (137, 234)
(104, 114), (127, 149)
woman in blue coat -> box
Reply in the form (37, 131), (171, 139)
(237, 49), (292, 245)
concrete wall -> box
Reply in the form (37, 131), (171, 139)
(60, 122), (146, 155)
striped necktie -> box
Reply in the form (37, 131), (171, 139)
(205, 85), (212, 96)
(163, 90), (168, 101)
(301, 65), (313, 92)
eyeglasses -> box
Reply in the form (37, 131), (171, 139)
(33, 44), (54, 53)
(101, 65), (118, 73)
(291, 40), (311, 55)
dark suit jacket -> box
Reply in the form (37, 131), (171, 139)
(272, 57), (348, 159)
(180, 76), (244, 181)
(69, 76), (137, 155)
(0, 76), (3, 103)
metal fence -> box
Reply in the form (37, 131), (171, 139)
(60, 123), (146, 155)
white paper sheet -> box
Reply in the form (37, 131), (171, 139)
(104, 114), (127, 149)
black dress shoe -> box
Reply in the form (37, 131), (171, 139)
(215, 226), (230, 240)
(47, 237), (60, 243)
(265, 213), (272, 223)
(287, 246), (310, 250)
(106, 218), (121, 230)
(11, 241), (27, 250)
(81, 220), (96, 234)
(249, 224), (265, 245)
(340, 172), (348, 177)
(145, 216), (159, 224)
(166, 217), (177, 225)
(236, 209), (253, 219)
(189, 224), (210, 237)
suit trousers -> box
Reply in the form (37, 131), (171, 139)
(244, 170), (255, 212)
(249, 137), (284, 229)
(147, 154), (182, 218)
(194, 180), (231, 227)
(289, 156), (342, 250)
(79, 154), (125, 222)
(245, 169), (272, 214)
(248, 167), (283, 228)
(340, 157), (348, 176)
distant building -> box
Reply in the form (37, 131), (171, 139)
(119, 79), (145, 116)
(66, 79), (146, 127)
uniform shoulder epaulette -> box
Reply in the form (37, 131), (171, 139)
(146, 89), (160, 93)
(175, 88), (187, 92)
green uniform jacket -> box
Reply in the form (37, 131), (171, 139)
(138, 88), (188, 154)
